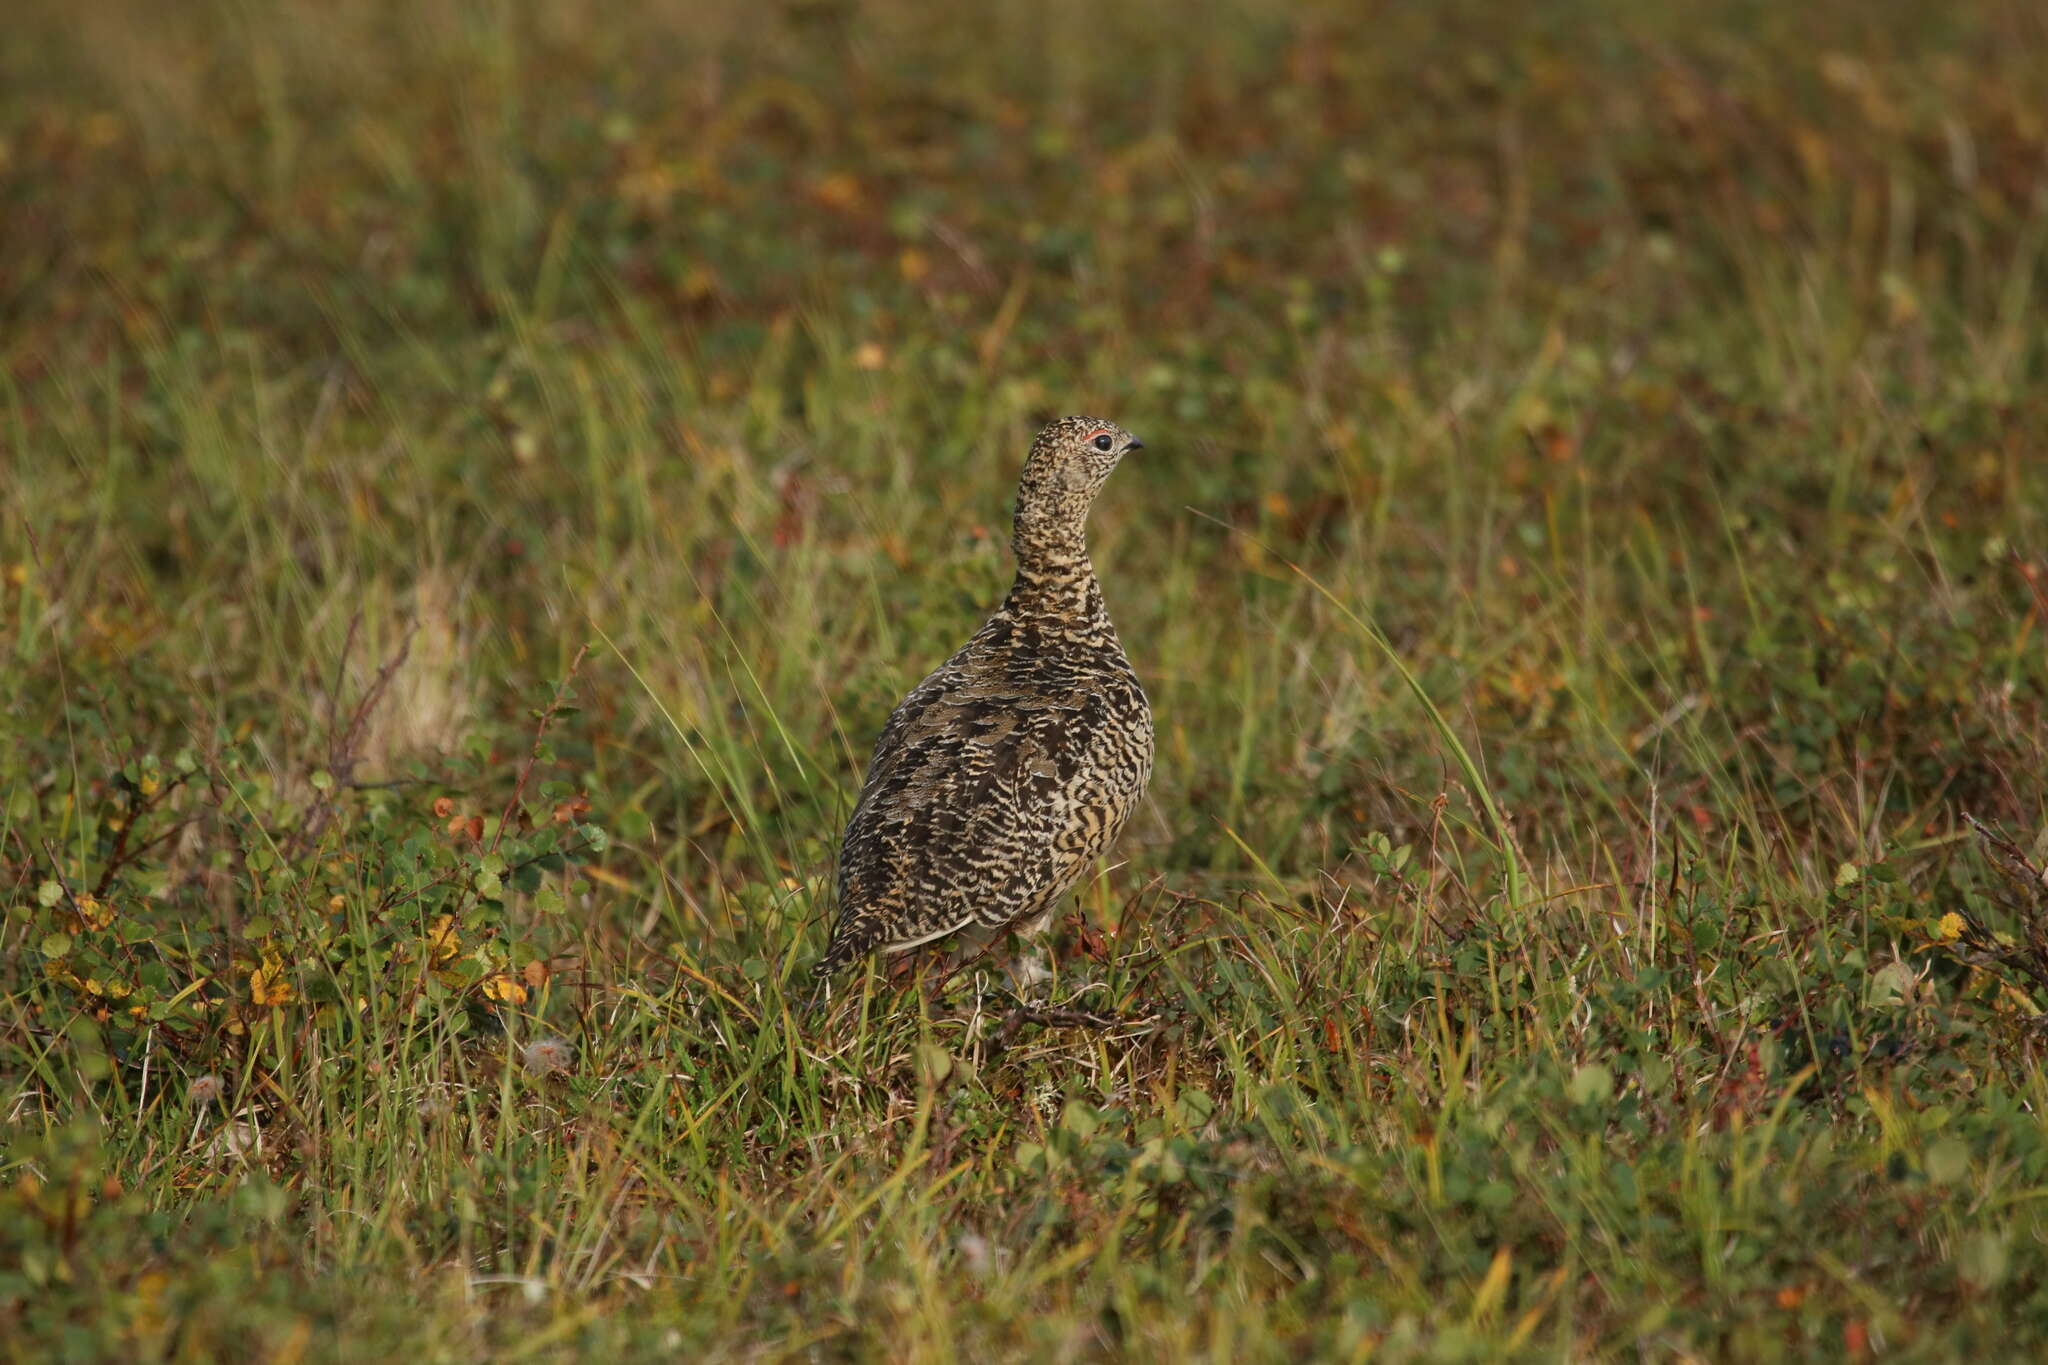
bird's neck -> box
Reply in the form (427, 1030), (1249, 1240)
(1008, 517), (1101, 621)
(1008, 553), (1099, 618)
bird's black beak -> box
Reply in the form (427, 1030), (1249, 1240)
(1126, 438), (1144, 452)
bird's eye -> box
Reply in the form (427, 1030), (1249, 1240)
(1092, 433), (1114, 452)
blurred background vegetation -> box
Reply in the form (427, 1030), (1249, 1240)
(5, 0), (2048, 1358)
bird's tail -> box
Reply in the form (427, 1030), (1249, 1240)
(809, 915), (884, 981)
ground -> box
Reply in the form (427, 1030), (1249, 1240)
(5, 0), (2048, 1358)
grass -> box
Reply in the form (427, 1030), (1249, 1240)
(5, 0), (2048, 1357)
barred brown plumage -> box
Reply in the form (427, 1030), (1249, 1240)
(812, 416), (1154, 980)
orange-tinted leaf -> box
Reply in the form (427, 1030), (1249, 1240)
(481, 974), (528, 1004)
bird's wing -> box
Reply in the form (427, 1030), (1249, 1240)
(820, 665), (1101, 968)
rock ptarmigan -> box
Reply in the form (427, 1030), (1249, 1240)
(814, 416), (1153, 980)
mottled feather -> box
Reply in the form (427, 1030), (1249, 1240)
(814, 417), (1154, 977)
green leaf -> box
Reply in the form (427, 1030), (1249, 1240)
(914, 1043), (955, 1087)
(577, 823), (610, 853)
(1060, 1103), (1101, 1139)
(309, 769), (334, 791)
(1925, 1137), (1971, 1185)
(41, 932), (72, 957)
(37, 880), (63, 908)
(535, 884), (566, 915)
(1135, 1137), (1184, 1183)
(1569, 1063), (1615, 1107)
(1957, 1233), (2009, 1289)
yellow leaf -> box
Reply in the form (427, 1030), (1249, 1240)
(481, 974), (529, 1005)
(250, 956), (294, 1006)
(1469, 1246), (1513, 1322)
(813, 171), (863, 210)
(1936, 912), (1966, 942)
(426, 914), (461, 964)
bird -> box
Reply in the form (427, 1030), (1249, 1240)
(813, 415), (1154, 981)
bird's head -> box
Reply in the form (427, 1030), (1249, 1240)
(1014, 416), (1144, 533)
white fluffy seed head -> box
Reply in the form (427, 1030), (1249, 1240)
(520, 1036), (574, 1075)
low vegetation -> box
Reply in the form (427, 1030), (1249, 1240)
(5, 0), (2048, 1357)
